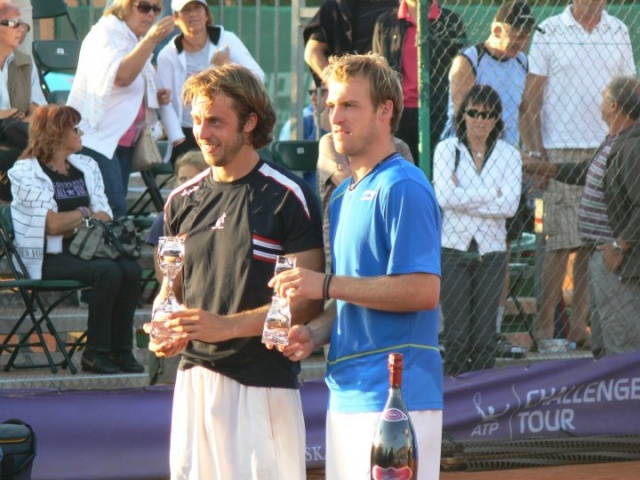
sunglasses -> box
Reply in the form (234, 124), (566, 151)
(0, 19), (30, 33)
(308, 88), (328, 96)
(133, 2), (162, 15)
(73, 126), (83, 135)
(465, 108), (498, 120)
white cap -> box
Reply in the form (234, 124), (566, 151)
(171, 0), (208, 12)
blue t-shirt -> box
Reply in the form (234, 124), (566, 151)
(441, 45), (528, 146)
(327, 154), (443, 413)
(146, 214), (164, 246)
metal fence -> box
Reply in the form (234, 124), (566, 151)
(59, 1), (640, 373)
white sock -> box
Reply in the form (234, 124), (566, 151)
(496, 305), (505, 333)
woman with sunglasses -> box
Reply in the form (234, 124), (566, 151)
(433, 84), (521, 376)
(8, 105), (144, 375)
(156, 0), (264, 165)
(67, 0), (175, 219)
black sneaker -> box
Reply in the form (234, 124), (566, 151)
(110, 351), (145, 373)
(81, 350), (120, 374)
(495, 333), (527, 359)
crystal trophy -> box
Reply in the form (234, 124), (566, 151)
(261, 255), (296, 346)
(151, 236), (185, 341)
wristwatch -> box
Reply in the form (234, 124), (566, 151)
(528, 151), (543, 159)
(612, 240), (625, 254)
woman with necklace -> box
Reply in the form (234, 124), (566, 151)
(8, 105), (144, 375)
(434, 84), (521, 376)
(157, 0), (264, 165)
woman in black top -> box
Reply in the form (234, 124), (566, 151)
(9, 105), (143, 374)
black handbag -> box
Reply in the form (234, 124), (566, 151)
(0, 116), (29, 150)
(0, 419), (36, 480)
(69, 217), (141, 261)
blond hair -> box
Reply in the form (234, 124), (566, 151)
(323, 53), (403, 133)
(175, 150), (208, 173)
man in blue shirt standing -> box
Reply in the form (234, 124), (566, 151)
(270, 53), (443, 480)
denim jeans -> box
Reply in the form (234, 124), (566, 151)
(81, 145), (134, 219)
(42, 248), (142, 353)
(441, 248), (506, 376)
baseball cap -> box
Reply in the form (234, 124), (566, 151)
(494, 2), (536, 31)
(171, 0), (208, 12)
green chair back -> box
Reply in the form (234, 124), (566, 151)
(272, 140), (319, 172)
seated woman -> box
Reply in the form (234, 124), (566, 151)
(433, 84), (521, 376)
(8, 105), (144, 375)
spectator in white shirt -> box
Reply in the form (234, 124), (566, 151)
(434, 84), (521, 375)
(157, 0), (264, 165)
(520, 0), (635, 350)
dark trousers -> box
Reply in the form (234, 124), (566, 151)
(441, 248), (506, 376)
(396, 107), (443, 163)
(81, 145), (134, 219)
(169, 127), (199, 166)
(42, 250), (142, 353)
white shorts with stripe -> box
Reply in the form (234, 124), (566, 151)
(170, 366), (306, 480)
(326, 409), (443, 480)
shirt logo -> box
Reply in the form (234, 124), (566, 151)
(360, 189), (378, 201)
(181, 185), (199, 197)
(211, 212), (227, 230)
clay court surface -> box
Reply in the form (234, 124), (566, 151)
(307, 461), (640, 479)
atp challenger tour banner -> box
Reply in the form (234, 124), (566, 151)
(443, 351), (640, 441)
(1, 353), (638, 477)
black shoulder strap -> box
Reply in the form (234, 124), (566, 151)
(454, 146), (461, 173)
(514, 53), (528, 73)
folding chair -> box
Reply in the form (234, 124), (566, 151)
(128, 141), (174, 218)
(32, 0), (79, 40)
(507, 233), (537, 329)
(0, 206), (87, 374)
(31, 40), (81, 104)
(271, 140), (319, 172)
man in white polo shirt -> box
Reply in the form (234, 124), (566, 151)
(520, 0), (635, 352)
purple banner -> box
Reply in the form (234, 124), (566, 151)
(1, 353), (639, 478)
(443, 351), (640, 441)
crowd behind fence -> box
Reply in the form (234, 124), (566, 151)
(54, 1), (640, 373)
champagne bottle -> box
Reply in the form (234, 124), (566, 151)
(370, 353), (418, 480)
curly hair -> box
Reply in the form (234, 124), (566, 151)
(182, 64), (275, 149)
(20, 105), (81, 165)
(323, 53), (404, 134)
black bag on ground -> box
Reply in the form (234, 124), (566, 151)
(69, 217), (141, 261)
(0, 419), (36, 480)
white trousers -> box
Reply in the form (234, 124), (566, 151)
(326, 409), (443, 480)
(170, 366), (306, 480)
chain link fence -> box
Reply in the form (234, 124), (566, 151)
(61, 1), (640, 375)
(428, 1), (640, 375)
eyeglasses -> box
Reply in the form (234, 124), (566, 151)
(308, 88), (328, 96)
(133, 2), (162, 15)
(465, 109), (498, 120)
(0, 19), (30, 33)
